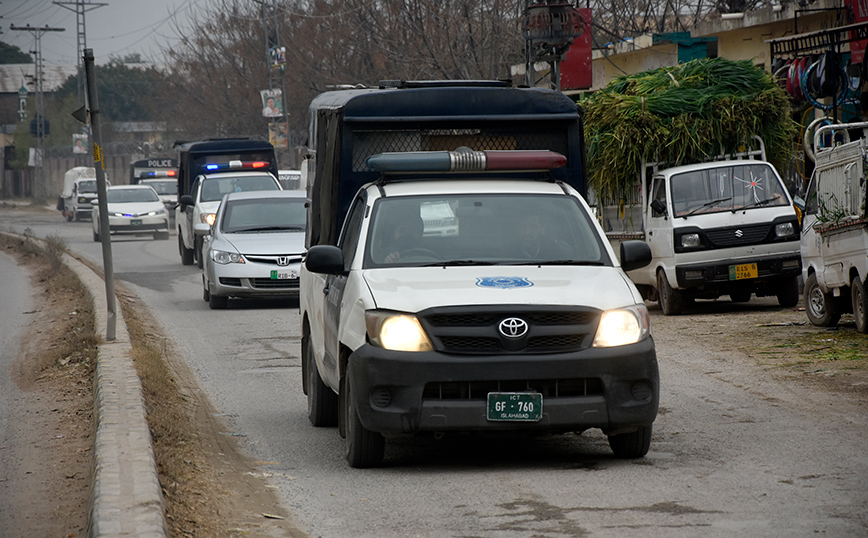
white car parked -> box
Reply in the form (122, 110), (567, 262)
(92, 185), (170, 241)
(202, 190), (306, 309)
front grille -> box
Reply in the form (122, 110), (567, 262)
(706, 224), (771, 247)
(250, 278), (300, 289)
(244, 255), (303, 266)
(423, 378), (604, 400)
(419, 305), (599, 354)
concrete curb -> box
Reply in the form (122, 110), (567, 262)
(1, 232), (168, 538)
(63, 254), (169, 538)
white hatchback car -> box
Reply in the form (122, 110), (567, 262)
(202, 190), (306, 309)
(92, 185), (170, 241)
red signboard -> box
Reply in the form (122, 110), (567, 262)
(559, 8), (592, 90)
(847, 0), (868, 63)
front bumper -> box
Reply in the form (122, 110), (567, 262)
(675, 252), (802, 289)
(107, 215), (169, 234)
(208, 260), (301, 298)
(347, 338), (658, 436)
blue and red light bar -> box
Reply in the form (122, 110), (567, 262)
(366, 149), (567, 173)
(139, 170), (177, 179)
(203, 160), (270, 172)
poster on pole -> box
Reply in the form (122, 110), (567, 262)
(269, 122), (287, 148)
(261, 89), (283, 118)
(72, 133), (88, 154)
(269, 46), (286, 70)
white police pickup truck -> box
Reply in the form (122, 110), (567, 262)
(176, 162), (281, 267)
(301, 148), (659, 467)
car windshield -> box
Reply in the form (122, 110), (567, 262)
(107, 188), (160, 204)
(78, 180), (97, 193)
(670, 163), (790, 217)
(362, 193), (609, 268)
(221, 197), (306, 233)
(200, 175), (279, 202)
(143, 180), (176, 195)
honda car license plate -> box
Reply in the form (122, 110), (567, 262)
(487, 392), (542, 422)
(729, 263), (757, 280)
(270, 270), (298, 280)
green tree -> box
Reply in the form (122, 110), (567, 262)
(0, 42), (33, 64)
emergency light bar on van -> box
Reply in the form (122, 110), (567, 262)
(203, 160), (270, 172)
(366, 149), (567, 173)
(138, 170), (177, 179)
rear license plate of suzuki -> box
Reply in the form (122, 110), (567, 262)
(487, 392), (542, 422)
(729, 263), (757, 280)
(270, 270), (298, 280)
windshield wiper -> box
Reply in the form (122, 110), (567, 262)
(682, 197), (732, 218)
(733, 199), (774, 212)
(501, 259), (605, 266)
(423, 260), (497, 267)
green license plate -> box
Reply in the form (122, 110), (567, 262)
(130, 219), (142, 226)
(487, 392), (542, 422)
(728, 263), (758, 280)
(270, 270), (298, 280)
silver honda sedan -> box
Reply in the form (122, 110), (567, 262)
(202, 190), (306, 309)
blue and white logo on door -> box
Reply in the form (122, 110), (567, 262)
(476, 276), (533, 289)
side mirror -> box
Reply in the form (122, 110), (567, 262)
(179, 194), (195, 206)
(620, 240), (652, 272)
(650, 199), (667, 216)
(305, 245), (344, 275)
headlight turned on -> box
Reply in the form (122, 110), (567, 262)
(365, 311), (433, 352)
(210, 250), (244, 265)
(592, 304), (650, 347)
(201, 213), (217, 226)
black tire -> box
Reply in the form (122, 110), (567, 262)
(179, 232), (194, 265)
(852, 276), (868, 334)
(657, 270), (683, 316)
(343, 374), (385, 468)
(66, 213), (73, 222)
(202, 275), (210, 302)
(729, 291), (751, 303)
(608, 424), (652, 459)
(776, 276), (800, 308)
(208, 293), (228, 309)
(195, 236), (204, 269)
(92, 229), (100, 242)
(804, 273), (841, 327)
(306, 341), (338, 427)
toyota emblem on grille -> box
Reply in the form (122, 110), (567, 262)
(499, 317), (529, 338)
(734, 229), (744, 238)
(277, 256), (291, 266)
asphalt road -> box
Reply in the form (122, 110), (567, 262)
(2, 206), (866, 538)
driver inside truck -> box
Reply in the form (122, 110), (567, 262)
(381, 213), (424, 263)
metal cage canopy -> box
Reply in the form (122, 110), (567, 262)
(522, 2), (584, 48)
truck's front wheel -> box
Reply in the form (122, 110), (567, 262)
(804, 273), (841, 327)
(657, 271), (684, 315)
(776, 276), (799, 308)
(608, 425), (652, 458)
(306, 342), (338, 427)
(852, 276), (868, 334)
(342, 374), (385, 468)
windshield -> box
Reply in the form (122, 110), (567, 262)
(143, 180), (176, 195)
(78, 180), (97, 193)
(107, 188), (160, 204)
(363, 193), (609, 268)
(221, 197), (306, 233)
(670, 163), (789, 217)
(200, 175), (279, 202)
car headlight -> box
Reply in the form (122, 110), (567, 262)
(365, 311), (433, 352)
(592, 304), (650, 347)
(201, 213), (216, 226)
(681, 233), (701, 248)
(148, 208), (167, 216)
(210, 249), (244, 264)
(112, 212), (124, 217)
(775, 222), (794, 237)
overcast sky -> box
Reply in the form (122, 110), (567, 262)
(2, 0), (204, 65)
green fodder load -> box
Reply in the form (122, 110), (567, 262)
(583, 57), (798, 199)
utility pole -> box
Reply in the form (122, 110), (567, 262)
(10, 24), (65, 201)
(54, 0), (107, 104)
(260, 0), (290, 167)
